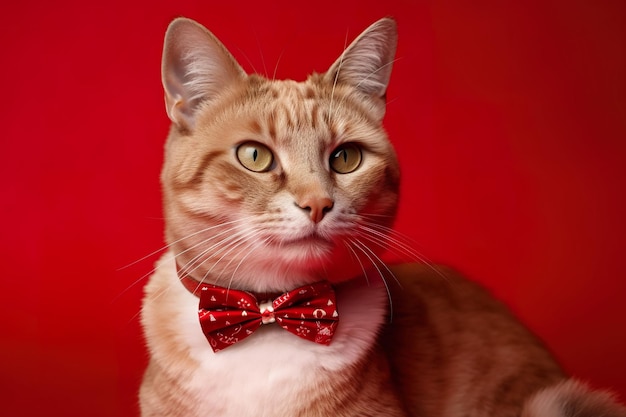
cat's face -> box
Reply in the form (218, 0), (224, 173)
(160, 18), (399, 292)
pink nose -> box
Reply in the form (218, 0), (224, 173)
(297, 197), (334, 223)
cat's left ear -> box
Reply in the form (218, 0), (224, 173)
(325, 18), (397, 102)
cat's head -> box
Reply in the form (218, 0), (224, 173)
(160, 17), (400, 292)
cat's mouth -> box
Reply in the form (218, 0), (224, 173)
(269, 230), (336, 253)
(279, 233), (333, 247)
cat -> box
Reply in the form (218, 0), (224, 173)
(140, 17), (626, 417)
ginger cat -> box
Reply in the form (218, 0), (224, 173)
(140, 17), (626, 417)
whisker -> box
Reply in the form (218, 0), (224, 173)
(174, 211), (274, 287)
(359, 213), (395, 219)
(357, 220), (451, 283)
(236, 46), (258, 75)
(272, 47), (286, 81)
(212, 229), (265, 282)
(354, 237), (400, 286)
(115, 218), (256, 303)
(347, 238), (395, 322)
(144, 223), (248, 284)
(176, 232), (243, 281)
(226, 236), (271, 294)
(133, 227), (263, 322)
(252, 29), (268, 78)
(328, 28), (350, 125)
(343, 240), (370, 286)
(359, 224), (425, 262)
(354, 57), (401, 92)
(198, 227), (262, 284)
(118, 217), (251, 270)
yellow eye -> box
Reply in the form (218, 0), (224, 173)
(236, 142), (274, 172)
(330, 143), (362, 174)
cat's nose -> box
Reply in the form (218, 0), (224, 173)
(297, 197), (334, 224)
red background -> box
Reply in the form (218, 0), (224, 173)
(1, 1), (625, 416)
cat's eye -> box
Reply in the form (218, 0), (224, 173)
(236, 142), (274, 172)
(330, 143), (362, 174)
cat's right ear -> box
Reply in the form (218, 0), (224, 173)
(161, 18), (246, 130)
(325, 18), (398, 101)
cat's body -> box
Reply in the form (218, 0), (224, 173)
(140, 17), (626, 417)
(141, 257), (563, 417)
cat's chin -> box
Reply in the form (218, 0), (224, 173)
(260, 238), (368, 285)
(273, 234), (333, 251)
(266, 237), (334, 267)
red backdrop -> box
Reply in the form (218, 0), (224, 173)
(1, 1), (624, 416)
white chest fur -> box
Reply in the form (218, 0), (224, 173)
(140, 254), (389, 417)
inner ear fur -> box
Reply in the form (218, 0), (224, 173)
(161, 18), (246, 130)
(325, 18), (398, 100)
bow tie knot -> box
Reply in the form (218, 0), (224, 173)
(195, 281), (339, 352)
(259, 301), (276, 324)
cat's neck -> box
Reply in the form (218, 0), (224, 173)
(175, 261), (373, 303)
(171, 251), (357, 294)
(177, 270), (291, 301)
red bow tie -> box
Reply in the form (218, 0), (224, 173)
(181, 277), (339, 352)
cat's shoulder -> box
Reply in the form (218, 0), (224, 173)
(387, 262), (505, 312)
(384, 262), (534, 340)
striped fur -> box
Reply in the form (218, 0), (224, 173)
(140, 17), (626, 417)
